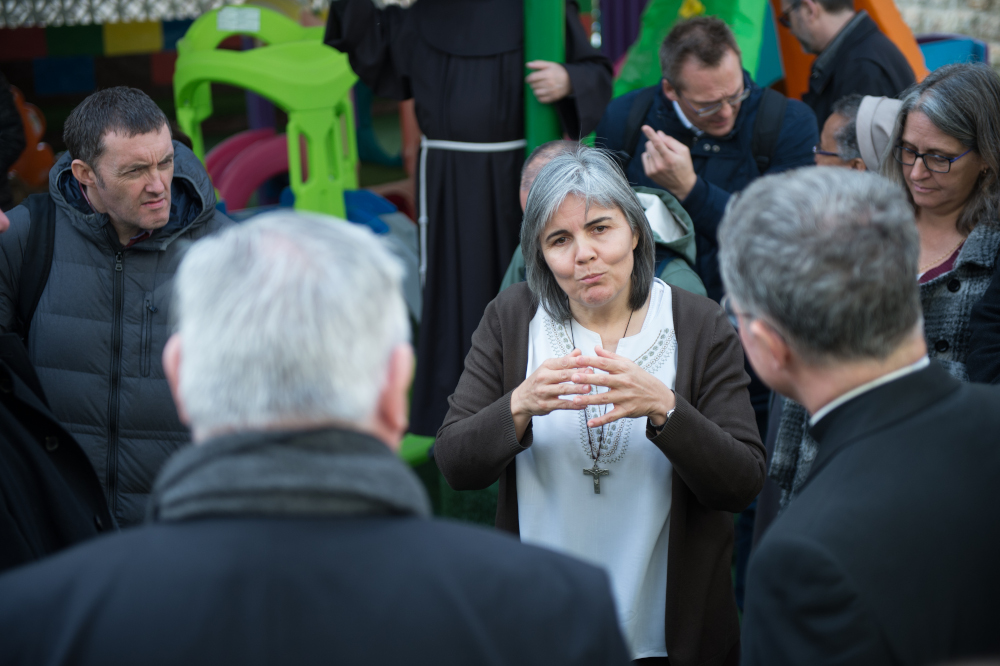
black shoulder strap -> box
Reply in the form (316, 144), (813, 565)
(751, 87), (788, 175)
(16, 193), (57, 344)
(624, 86), (660, 159)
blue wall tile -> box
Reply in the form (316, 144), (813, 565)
(33, 55), (96, 95)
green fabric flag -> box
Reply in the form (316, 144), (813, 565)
(613, 0), (774, 97)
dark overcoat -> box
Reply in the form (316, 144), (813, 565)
(742, 363), (1000, 664)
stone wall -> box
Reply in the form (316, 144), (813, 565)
(895, 0), (1000, 73)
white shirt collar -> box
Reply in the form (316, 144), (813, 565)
(672, 100), (704, 137)
(808, 356), (930, 426)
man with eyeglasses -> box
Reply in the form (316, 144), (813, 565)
(595, 16), (817, 305)
(813, 94), (867, 170)
(778, 0), (913, 128)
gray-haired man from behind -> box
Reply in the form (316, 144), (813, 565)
(724, 167), (1000, 665)
(0, 212), (631, 666)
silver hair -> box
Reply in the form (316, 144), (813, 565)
(521, 146), (655, 322)
(881, 63), (1000, 235)
(172, 212), (409, 436)
(719, 167), (921, 362)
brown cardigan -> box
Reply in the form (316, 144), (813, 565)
(435, 282), (765, 666)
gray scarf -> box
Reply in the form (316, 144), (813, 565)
(147, 427), (432, 522)
(768, 399), (819, 509)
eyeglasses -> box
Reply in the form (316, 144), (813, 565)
(813, 145), (840, 158)
(893, 145), (972, 173)
(721, 294), (789, 343)
(721, 295), (747, 330)
(778, 0), (803, 28)
(675, 86), (752, 118)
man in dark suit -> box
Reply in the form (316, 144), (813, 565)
(778, 0), (915, 128)
(718, 167), (1000, 665)
(0, 212), (630, 666)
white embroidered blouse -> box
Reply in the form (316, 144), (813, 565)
(516, 279), (678, 659)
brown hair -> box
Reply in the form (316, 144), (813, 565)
(659, 17), (741, 90)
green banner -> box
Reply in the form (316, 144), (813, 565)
(612, 0), (776, 98)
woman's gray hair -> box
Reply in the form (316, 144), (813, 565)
(719, 167), (921, 363)
(880, 63), (1000, 234)
(521, 146), (655, 321)
(172, 212), (409, 438)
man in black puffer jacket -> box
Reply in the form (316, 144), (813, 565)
(0, 87), (231, 527)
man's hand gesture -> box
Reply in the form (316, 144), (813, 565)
(640, 125), (697, 201)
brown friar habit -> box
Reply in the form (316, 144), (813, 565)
(324, 0), (613, 436)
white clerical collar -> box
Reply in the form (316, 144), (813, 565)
(809, 356), (930, 426)
(672, 100), (704, 137)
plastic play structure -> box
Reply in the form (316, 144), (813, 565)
(173, 6), (357, 218)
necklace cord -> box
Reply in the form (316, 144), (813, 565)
(570, 307), (635, 463)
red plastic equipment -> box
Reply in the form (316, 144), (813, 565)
(215, 133), (308, 210)
(205, 127), (275, 183)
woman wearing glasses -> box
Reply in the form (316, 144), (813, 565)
(881, 62), (1000, 380)
(767, 63), (1000, 512)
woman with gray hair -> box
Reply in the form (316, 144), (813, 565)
(435, 146), (764, 665)
(767, 63), (1000, 515)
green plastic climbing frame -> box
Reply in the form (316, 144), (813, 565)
(524, 0), (565, 155)
(173, 6), (358, 217)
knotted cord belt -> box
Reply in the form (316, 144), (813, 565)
(417, 136), (528, 286)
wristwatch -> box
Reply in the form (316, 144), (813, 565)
(649, 408), (676, 436)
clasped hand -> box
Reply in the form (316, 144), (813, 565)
(511, 348), (676, 440)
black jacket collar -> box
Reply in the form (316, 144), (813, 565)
(805, 361), (961, 487)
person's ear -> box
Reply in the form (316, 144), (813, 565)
(162, 334), (190, 427)
(373, 343), (414, 451)
(71, 159), (99, 188)
(849, 157), (867, 171)
(743, 318), (793, 380)
(661, 79), (679, 103)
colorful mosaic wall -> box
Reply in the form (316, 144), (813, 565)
(0, 20), (197, 96)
